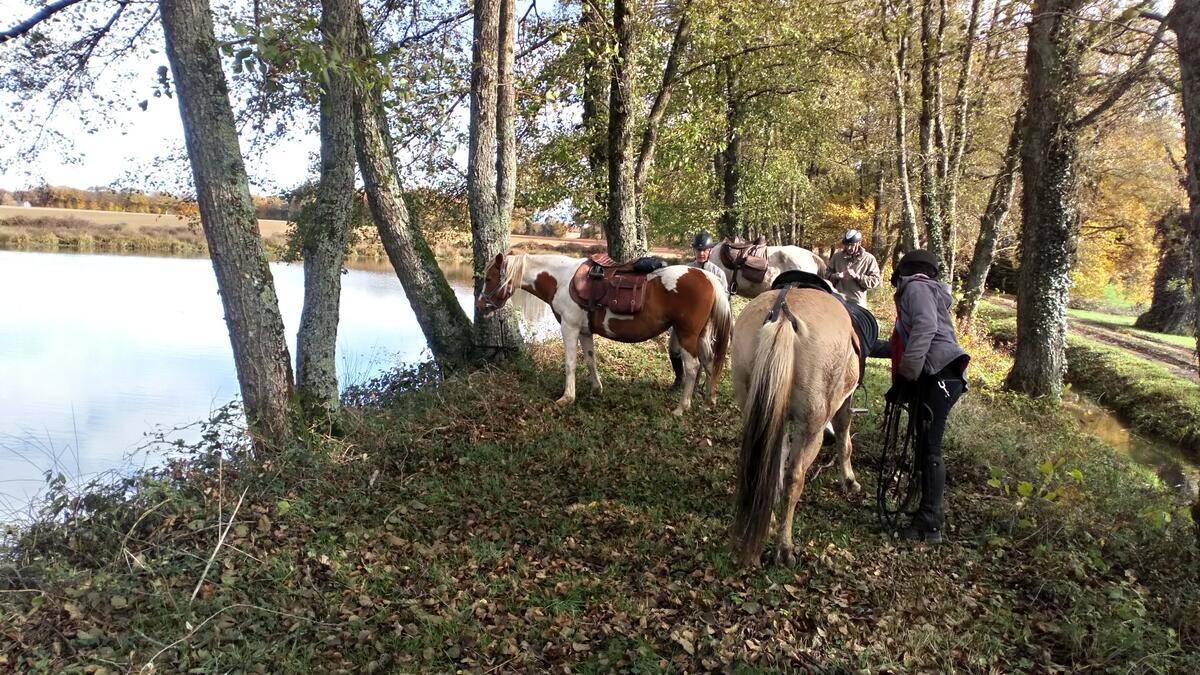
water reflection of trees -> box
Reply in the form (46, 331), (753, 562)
(345, 257), (554, 338)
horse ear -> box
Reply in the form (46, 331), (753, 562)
(494, 252), (504, 265)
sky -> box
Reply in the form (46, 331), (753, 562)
(0, 1), (328, 194)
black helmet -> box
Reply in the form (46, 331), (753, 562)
(692, 231), (716, 250)
(843, 229), (863, 244)
(892, 248), (941, 284)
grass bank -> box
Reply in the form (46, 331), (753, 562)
(982, 304), (1200, 456)
(2, 324), (1198, 672)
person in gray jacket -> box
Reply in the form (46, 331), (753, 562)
(870, 249), (970, 544)
(669, 232), (728, 390)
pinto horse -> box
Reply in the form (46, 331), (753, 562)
(477, 253), (732, 415)
(709, 242), (827, 298)
(729, 287), (862, 568)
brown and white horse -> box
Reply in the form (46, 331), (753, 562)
(477, 253), (732, 415)
(709, 243), (827, 298)
(729, 288), (862, 568)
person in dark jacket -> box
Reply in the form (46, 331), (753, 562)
(870, 249), (970, 544)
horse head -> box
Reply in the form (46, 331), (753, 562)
(476, 252), (519, 314)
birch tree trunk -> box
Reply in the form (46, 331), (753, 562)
(1005, 0), (1083, 398)
(886, 1), (920, 252)
(957, 105), (1024, 322)
(159, 0), (295, 451)
(634, 8), (692, 234)
(295, 0), (358, 425)
(606, 0), (643, 260)
(342, 1), (475, 368)
(918, 0), (945, 267)
(469, 0), (523, 358)
(942, 0), (983, 280)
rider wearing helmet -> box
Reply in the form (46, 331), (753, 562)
(827, 229), (881, 307)
(669, 231), (728, 390)
(870, 249), (970, 544)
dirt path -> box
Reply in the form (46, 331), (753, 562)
(988, 296), (1200, 384)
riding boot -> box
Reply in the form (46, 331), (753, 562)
(668, 351), (683, 391)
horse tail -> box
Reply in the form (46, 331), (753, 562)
(732, 309), (802, 568)
(704, 273), (733, 388)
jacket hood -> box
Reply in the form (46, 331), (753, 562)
(896, 274), (953, 311)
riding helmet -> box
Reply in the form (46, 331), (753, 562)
(843, 229), (863, 244)
(892, 248), (941, 284)
(692, 231), (716, 250)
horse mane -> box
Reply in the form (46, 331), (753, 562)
(498, 252), (528, 293)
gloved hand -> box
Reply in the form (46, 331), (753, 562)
(884, 377), (917, 404)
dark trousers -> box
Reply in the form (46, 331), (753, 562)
(913, 375), (964, 531)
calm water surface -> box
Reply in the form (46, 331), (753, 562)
(0, 250), (554, 512)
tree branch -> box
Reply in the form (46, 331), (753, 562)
(0, 0), (85, 44)
(1071, 16), (1168, 130)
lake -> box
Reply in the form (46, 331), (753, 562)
(0, 250), (555, 514)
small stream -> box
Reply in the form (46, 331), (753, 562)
(1062, 391), (1199, 501)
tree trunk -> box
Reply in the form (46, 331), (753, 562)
(580, 0), (609, 225)
(719, 59), (744, 240)
(886, 2), (920, 252)
(1005, 0), (1083, 398)
(296, 0), (358, 426)
(1134, 210), (1196, 335)
(870, 162), (888, 253)
(943, 0), (983, 281)
(469, 0), (523, 358)
(957, 105), (1024, 322)
(344, 2), (475, 368)
(634, 9), (693, 234)
(606, 0), (642, 261)
(159, 0), (295, 450)
(918, 0), (945, 267)
(1167, 0), (1200, 368)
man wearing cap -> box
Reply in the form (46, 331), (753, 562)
(870, 249), (970, 544)
(827, 229), (881, 307)
(669, 232), (728, 390)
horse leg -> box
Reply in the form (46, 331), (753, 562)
(672, 334), (700, 417)
(557, 323), (580, 406)
(833, 396), (861, 494)
(774, 420), (823, 566)
(580, 332), (602, 395)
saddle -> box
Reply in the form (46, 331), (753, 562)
(719, 236), (770, 288)
(568, 253), (667, 317)
(770, 270), (878, 388)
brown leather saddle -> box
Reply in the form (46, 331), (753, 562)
(568, 253), (664, 319)
(718, 236), (770, 291)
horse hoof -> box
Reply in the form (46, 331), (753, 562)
(773, 547), (795, 566)
(555, 396), (574, 407)
(843, 479), (863, 495)
(591, 384), (604, 395)
(671, 406), (684, 417)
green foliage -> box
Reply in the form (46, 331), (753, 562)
(2, 335), (1197, 672)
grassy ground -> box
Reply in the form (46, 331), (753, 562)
(982, 303), (1200, 454)
(2, 315), (1198, 672)
(1067, 308), (1196, 349)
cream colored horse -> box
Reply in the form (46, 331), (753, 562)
(709, 243), (828, 298)
(729, 288), (862, 568)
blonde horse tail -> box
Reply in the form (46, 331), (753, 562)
(732, 309), (802, 568)
(705, 274), (733, 390)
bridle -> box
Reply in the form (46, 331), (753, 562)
(477, 255), (514, 312)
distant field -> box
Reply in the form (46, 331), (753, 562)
(0, 205), (291, 238)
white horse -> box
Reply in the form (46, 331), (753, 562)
(477, 253), (732, 415)
(709, 242), (827, 298)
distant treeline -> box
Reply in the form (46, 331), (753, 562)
(0, 185), (292, 220)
